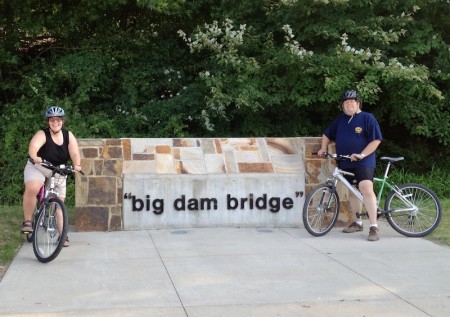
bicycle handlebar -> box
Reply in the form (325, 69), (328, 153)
(312, 152), (352, 161)
(29, 158), (85, 175)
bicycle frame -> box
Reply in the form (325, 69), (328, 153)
(329, 162), (417, 215)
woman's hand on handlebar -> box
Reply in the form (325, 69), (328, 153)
(29, 156), (43, 164)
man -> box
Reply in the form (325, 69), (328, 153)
(317, 90), (382, 241)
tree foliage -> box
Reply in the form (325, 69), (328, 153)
(0, 0), (449, 203)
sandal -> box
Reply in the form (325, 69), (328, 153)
(21, 221), (33, 233)
(63, 236), (70, 247)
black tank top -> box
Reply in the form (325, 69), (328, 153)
(37, 128), (70, 166)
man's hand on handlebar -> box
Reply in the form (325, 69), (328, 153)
(350, 153), (364, 161)
(317, 149), (327, 157)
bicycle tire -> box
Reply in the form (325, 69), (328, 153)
(302, 183), (340, 236)
(33, 197), (68, 263)
(385, 183), (442, 237)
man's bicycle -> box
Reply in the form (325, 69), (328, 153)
(24, 159), (83, 263)
(302, 153), (442, 237)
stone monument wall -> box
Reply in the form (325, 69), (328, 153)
(74, 137), (351, 231)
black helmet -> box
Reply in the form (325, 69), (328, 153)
(340, 90), (361, 102)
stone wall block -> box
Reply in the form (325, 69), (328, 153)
(238, 162), (274, 173)
(103, 146), (123, 159)
(201, 139), (215, 154)
(174, 138), (198, 147)
(103, 159), (123, 176)
(94, 159), (103, 175)
(122, 139), (131, 160)
(75, 175), (89, 206)
(133, 153), (155, 160)
(304, 142), (321, 159)
(109, 206), (123, 231)
(88, 176), (117, 205)
(80, 159), (95, 176)
(304, 160), (323, 185)
(82, 148), (100, 158)
(116, 178), (123, 205)
(79, 139), (105, 147)
(75, 206), (109, 231)
(156, 145), (171, 154)
(106, 139), (121, 146)
(266, 138), (296, 154)
(214, 139), (223, 154)
(110, 215), (122, 231)
(223, 146), (238, 173)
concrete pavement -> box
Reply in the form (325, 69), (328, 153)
(1, 221), (450, 317)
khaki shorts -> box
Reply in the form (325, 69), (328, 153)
(24, 160), (67, 198)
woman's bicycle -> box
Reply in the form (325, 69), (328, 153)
(24, 159), (83, 263)
(303, 153), (442, 237)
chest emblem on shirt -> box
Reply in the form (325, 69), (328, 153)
(355, 127), (362, 134)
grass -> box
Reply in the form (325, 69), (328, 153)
(0, 206), (24, 267)
(426, 199), (450, 246)
(0, 205), (76, 271)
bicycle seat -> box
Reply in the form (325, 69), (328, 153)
(380, 156), (404, 162)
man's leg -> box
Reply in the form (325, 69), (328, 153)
(359, 180), (377, 225)
(343, 190), (364, 233)
(359, 179), (379, 241)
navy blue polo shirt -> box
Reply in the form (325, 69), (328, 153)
(323, 111), (382, 169)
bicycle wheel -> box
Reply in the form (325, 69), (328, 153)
(385, 183), (442, 237)
(33, 197), (68, 263)
(303, 184), (340, 236)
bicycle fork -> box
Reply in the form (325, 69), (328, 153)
(320, 180), (338, 212)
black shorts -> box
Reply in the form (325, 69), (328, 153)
(342, 167), (375, 187)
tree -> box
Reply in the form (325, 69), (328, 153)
(177, 0), (449, 165)
(0, 0), (449, 203)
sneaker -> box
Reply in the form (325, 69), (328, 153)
(368, 226), (379, 241)
(343, 222), (363, 233)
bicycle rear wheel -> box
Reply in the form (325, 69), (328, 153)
(385, 183), (442, 237)
(33, 197), (68, 263)
(303, 184), (340, 236)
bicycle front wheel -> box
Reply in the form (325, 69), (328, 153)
(302, 184), (340, 236)
(33, 197), (68, 263)
(385, 183), (442, 237)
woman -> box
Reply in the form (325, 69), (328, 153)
(21, 106), (82, 247)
